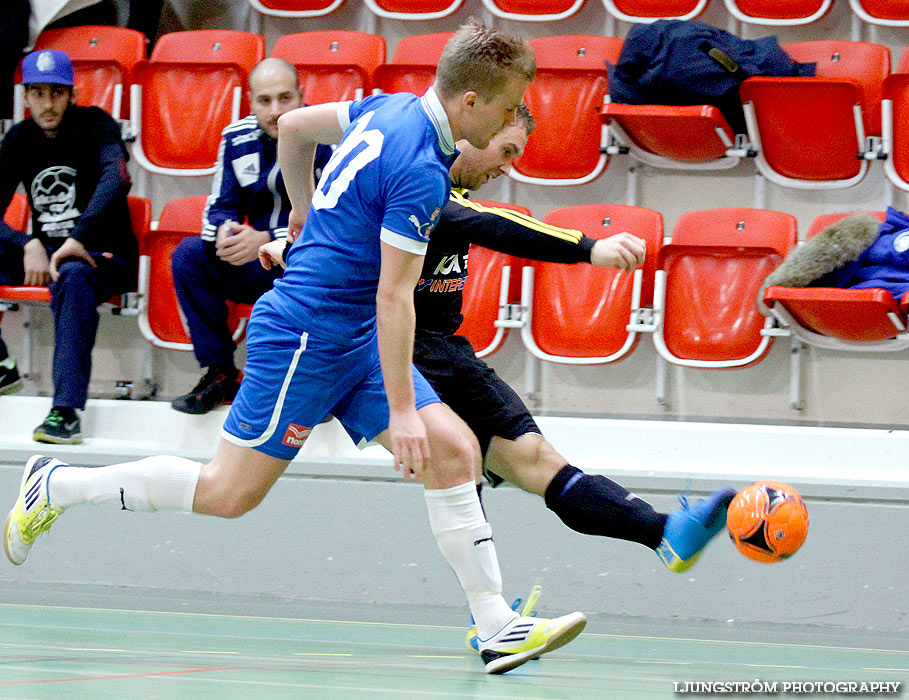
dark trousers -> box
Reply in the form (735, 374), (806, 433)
(0, 223), (135, 409)
(170, 236), (281, 369)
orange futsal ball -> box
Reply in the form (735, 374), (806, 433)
(726, 481), (809, 563)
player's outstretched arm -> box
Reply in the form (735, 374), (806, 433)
(277, 103), (345, 239)
(445, 195), (644, 272)
(377, 241), (430, 482)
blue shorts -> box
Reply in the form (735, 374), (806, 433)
(221, 296), (440, 460)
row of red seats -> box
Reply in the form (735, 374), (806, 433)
(248, 0), (909, 27)
(3, 194), (902, 401)
(17, 26), (909, 190)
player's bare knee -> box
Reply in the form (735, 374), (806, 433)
(208, 487), (266, 519)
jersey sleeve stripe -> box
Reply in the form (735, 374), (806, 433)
(337, 101), (353, 131)
(448, 192), (585, 244)
(380, 227), (428, 255)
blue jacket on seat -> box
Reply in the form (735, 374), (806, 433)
(607, 19), (816, 134)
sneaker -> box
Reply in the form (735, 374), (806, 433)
(4, 455), (67, 565)
(478, 611), (587, 675)
(33, 408), (82, 445)
(0, 356), (22, 396)
(467, 585), (541, 653)
(656, 487), (737, 573)
(171, 368), (240, 415)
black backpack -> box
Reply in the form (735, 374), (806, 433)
(607, 19), (816, 134)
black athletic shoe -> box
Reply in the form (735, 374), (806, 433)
(0, 356), (22, 396)
(171, 368), (240, 415)
(33, 408), (82, 445)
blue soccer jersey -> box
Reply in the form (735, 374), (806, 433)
(271, 89), (457, 341)
(222, 88), (457, 457)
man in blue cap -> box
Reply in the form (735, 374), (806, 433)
(0, 49), (138, 444)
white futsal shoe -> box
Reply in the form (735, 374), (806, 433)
(478, 611), (587, 674)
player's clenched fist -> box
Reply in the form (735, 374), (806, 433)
(590, 232), (646, 272)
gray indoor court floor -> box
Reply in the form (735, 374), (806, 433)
(0, 583), (907, 700)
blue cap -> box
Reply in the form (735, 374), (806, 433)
(21, 50), (74, 86)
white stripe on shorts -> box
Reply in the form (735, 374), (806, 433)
(220, 331), (309, 448)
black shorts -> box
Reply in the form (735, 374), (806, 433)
(414, 333), (540, 486)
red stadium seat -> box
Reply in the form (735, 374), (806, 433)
(480, 0), (587, 21)
(849, 0), (909, 27)
(602, 103), (742, 170)
(130, 31), (266, 177)
(510, 35), (623, 186)
(138, 196), (252, 351)
(2, 193), (29, 231)
(373, 33), (452, 96)
(0, 196), (151, 377)
(600, 0), (708, 23)
(248, 0), (346, 32)
(761, 211), (909, 349)
(740, 40), (890, 189)
(882, 70), (909, 191)
(521, 204), (663, 364)
(456, 201), (531, 358)
(724, 0), (832, 25)
(363, 0), (463, 19)
(650, 208), (797, 369)
(272, 31), (386, 104)
(17, 26), (147, 121)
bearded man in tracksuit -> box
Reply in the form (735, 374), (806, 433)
(169, 57), (331, 415)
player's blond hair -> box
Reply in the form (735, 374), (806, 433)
(435, 19), (536, 102)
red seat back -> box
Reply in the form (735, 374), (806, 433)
(136, 31), (265, 170)
(147, 196), (251, 346)
(367, 0), (462, 16)
(726, 0), (831, 21)
(514, 35), (622, 182)
(605, 0), (706, 19)
(271, 31), (386, 104)
(30, 26), (146, 118)
(531, 204), (663, 359)
(852, 0), (909, 21)
(482, 0), (586, 19)
(3, 193), (29, 231)
(783, 40), (890, 136)
(660, 209), (797, 364)
(373, 33), (452, 96)
(145, 196), (207, 345)
(884, 74), (909, 186)
(254, 0), (345, 11)
(805, 210), (885, 239)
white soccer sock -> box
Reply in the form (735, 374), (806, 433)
(425, 481), (517, 640)
(48, 456), (202, 512)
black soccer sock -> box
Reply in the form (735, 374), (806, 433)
(211, 362), (239, 380)
(544, 464), (668, 549)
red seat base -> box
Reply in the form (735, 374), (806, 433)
(765, 286), (906, 341)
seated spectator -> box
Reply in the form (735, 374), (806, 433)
(169, 58), (331, 415)
(0, 48), (138, 444)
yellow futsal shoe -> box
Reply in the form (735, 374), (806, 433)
(478, 610), (587, 675)
(4, 455), (67, 565)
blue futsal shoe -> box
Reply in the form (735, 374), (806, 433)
(656, 487), (736, 573)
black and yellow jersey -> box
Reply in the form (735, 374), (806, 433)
(414, 189), (595, 338)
